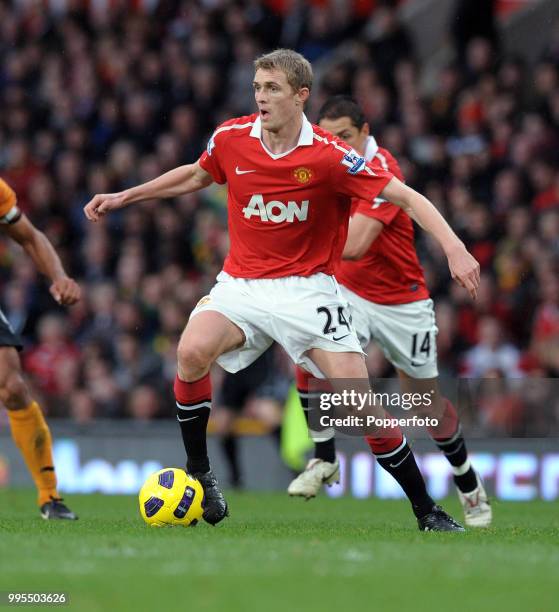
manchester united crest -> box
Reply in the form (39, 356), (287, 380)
(293, 167), (313, 184)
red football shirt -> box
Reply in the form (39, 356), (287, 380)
(335, 136), (430, 305)
(198, 114), (393, 279)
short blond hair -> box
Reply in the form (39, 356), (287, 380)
(254, 49), (313, 92)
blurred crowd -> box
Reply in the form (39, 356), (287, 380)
(1, 0), (559, 435)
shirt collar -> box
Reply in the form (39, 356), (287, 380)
(250, 113), (314, 146)
(364, 135), (379, 161)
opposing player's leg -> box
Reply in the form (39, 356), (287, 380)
(1, 347), (77, 520)
(175, 310), (245, 525)
(397, 370), (492, 527)
(300, 349), (464, 531)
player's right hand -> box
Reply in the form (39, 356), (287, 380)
(83, 192), (128, 222)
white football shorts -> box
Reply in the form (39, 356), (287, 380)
(190, 271), (363, 377)
(340, 285), (439, 379)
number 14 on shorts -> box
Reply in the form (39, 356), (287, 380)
(411, 331), (431, 366)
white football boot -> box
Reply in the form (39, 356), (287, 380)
(457, 472), (492, 527)
(287, 458), (340, 499)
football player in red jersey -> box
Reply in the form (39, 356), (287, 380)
(84, 49), (479, 530)
(288, 97), (491, 527)
(0, 177), (80, 520)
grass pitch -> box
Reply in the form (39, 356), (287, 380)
(0, 490), (557, 612)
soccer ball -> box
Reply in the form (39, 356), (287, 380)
(138, 468), (204, 527)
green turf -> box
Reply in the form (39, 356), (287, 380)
(0, 490), (557, 612)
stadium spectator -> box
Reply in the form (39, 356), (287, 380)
(23, 314), (81, 399)
(69, 389), (97, 425)
(113, 332), (164, 394)
(531, 273), (559, 374)
(462, 316), (523, 378)
(127, 385), (162, 421)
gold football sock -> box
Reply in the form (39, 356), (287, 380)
(8, 401), (58, 506)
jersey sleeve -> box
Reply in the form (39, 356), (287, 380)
(351, 148), (405, 225)
(329, 144), (393, 204)
(0, 178), (16, 214)
(197, 122), (232, 185)
(0, 178), (20, 221)
(353, 196), (401, 225)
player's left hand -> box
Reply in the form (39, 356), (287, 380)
(446, 244), (480, 299)
(50, 277), (81, 305)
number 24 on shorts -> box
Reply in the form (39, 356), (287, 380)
(316, 306), (352, 341)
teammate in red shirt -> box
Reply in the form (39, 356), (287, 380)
(84, 50), (479, 530)
(289, 96), (491, 527)
(335, 149), (429, 306)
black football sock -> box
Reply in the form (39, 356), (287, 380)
(434, 428), (478, 493)
(313, 434), (336, 463)
(296, 367), (337, 464)
(299, 393), (337, 464)
(375, 442), (435, 518)
(174, 374), (211, 474)
(178, 405), (211, 474)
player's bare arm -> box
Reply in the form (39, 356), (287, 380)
(83, 160), (214, 222)
(380, 177), (480, 299)
(4, 214), (80, 305)
(342, 214), (384, 260)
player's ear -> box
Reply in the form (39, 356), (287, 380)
(296, 87), (310, 106)
(362, 122), (370, 137)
